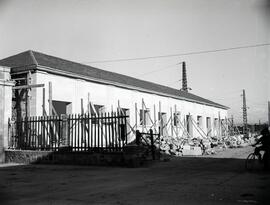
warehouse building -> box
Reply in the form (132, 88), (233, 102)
(0, 50), (229, 141)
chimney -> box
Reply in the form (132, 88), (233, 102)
(182, 61), (188, 92)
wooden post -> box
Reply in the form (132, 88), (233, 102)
(117, 100), (120, 113)
(218, 111), (221, 137)
(170, 107), (173, 137)
(135, 103), (138, 131)
(268, 101), (270, 127)
(62, 114), (68, 146)
(159, 101), (161, 135)
(154, 104), (156, 134)
(88, 92), (90, 113)
(188, 113), (191, 138)
(150, 129), (155, 160)
(135, 130), (141, 145)
(42, 88), (45, 116)
(81, 98), (84, 115)
(48, 82), (52, 116)
(142, 99), (145, 133)
(175, 105), (178, 137)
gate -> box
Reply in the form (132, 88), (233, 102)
(137, 129), (161, 160)
(8, 112), (128, 152)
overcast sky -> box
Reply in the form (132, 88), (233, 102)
(0, 0), (269, 124)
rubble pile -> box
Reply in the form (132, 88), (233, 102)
(160, 134), (251, 156)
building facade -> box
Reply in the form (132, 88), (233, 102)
(0, 50), (229, 142)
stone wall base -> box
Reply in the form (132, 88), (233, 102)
(5, 145), (155, 167)
(5, 150), (125, 166)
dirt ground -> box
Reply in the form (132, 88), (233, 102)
(1, 146), (270, 205)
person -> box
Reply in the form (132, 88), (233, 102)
(253, 127), (270, 169)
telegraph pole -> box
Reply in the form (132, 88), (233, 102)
(241, 89), (248, 138)
(268, 101), (270, 126)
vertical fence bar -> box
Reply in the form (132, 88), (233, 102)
(98, 114), (100, 151)
(87, 113), (90, 151)
(58, 116), (61, 150)
(114, 112), (118, 151)
(33, 116), (35, 149)
(90, 115), (93, 150)
(49, 116), (51, 150)
(35, 116), (37, 149)
(99, 113), (104, 149)
(77, 114), (80, 151)
(94, 114), (96, 149)
(107, 112), (112, 151)
(104, 113), (107, 150)
(42, 116), (45, 150)
(34, 116), (36, 149)
(71, 114), (74, 151)
(27, 117), (30, 149)
(37, 116), (40, 150)
(111, 112), (115, 150)
(80, 114), (83, 151)
(53, 116), (55, 151)
(124, 115), (127, 145)
(46, 116), (49, 150)
(117, 112), (121, 150)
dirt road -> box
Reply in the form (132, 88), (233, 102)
(1, 146), (270, 205)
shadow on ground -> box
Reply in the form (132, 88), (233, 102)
(1, 155), (270, 205)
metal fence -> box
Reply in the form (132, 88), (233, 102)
(8, 112), (128, 152)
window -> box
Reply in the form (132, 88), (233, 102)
(206, 117), (211, 136)
(197, 116), (202, 128)
(221, 119), (225, 136)
(173, 112), (181, 126)
(52, 100), (72, 116)
(140, 109), (151, 125)
(214, 118), (218, 130)
(186, 115), (193, 136)
(158, 112), (167, 136)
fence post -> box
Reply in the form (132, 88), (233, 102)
(135, 130), (141, 145)
(61, 114), (68, 147)
(150, 129), (155, 160)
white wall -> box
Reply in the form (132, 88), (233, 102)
(0, 66), (14, 162)
(33, 70), (228, 140)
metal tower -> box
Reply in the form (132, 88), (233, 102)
(242, 89), (248, 138)
(182, 61), (188, 92)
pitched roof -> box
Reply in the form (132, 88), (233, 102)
(0, 50), (228, 109)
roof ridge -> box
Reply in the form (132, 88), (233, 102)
(31, 50), (94, 68)
(1, 50), (229, 109)
(30, 50), (186, 91)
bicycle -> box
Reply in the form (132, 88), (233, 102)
(245, 145), (269, 171)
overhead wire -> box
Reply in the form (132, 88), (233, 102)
(83, 43), (270, 64)
(135, 63), (181, 78)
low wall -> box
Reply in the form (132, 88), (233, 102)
(5, 150), (125, 166)
(4, 145), (150, 167)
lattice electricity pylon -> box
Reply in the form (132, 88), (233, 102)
(182, 61), (188, 92)
(241, 89), (249, 138)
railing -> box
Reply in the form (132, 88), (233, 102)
(136, 129), (161, 160)
(8, 112), (128, 152)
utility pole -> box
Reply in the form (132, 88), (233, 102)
(241, 89), (248, 138)
(230, 115), (234, 136)
(268, 101), (270, 126)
